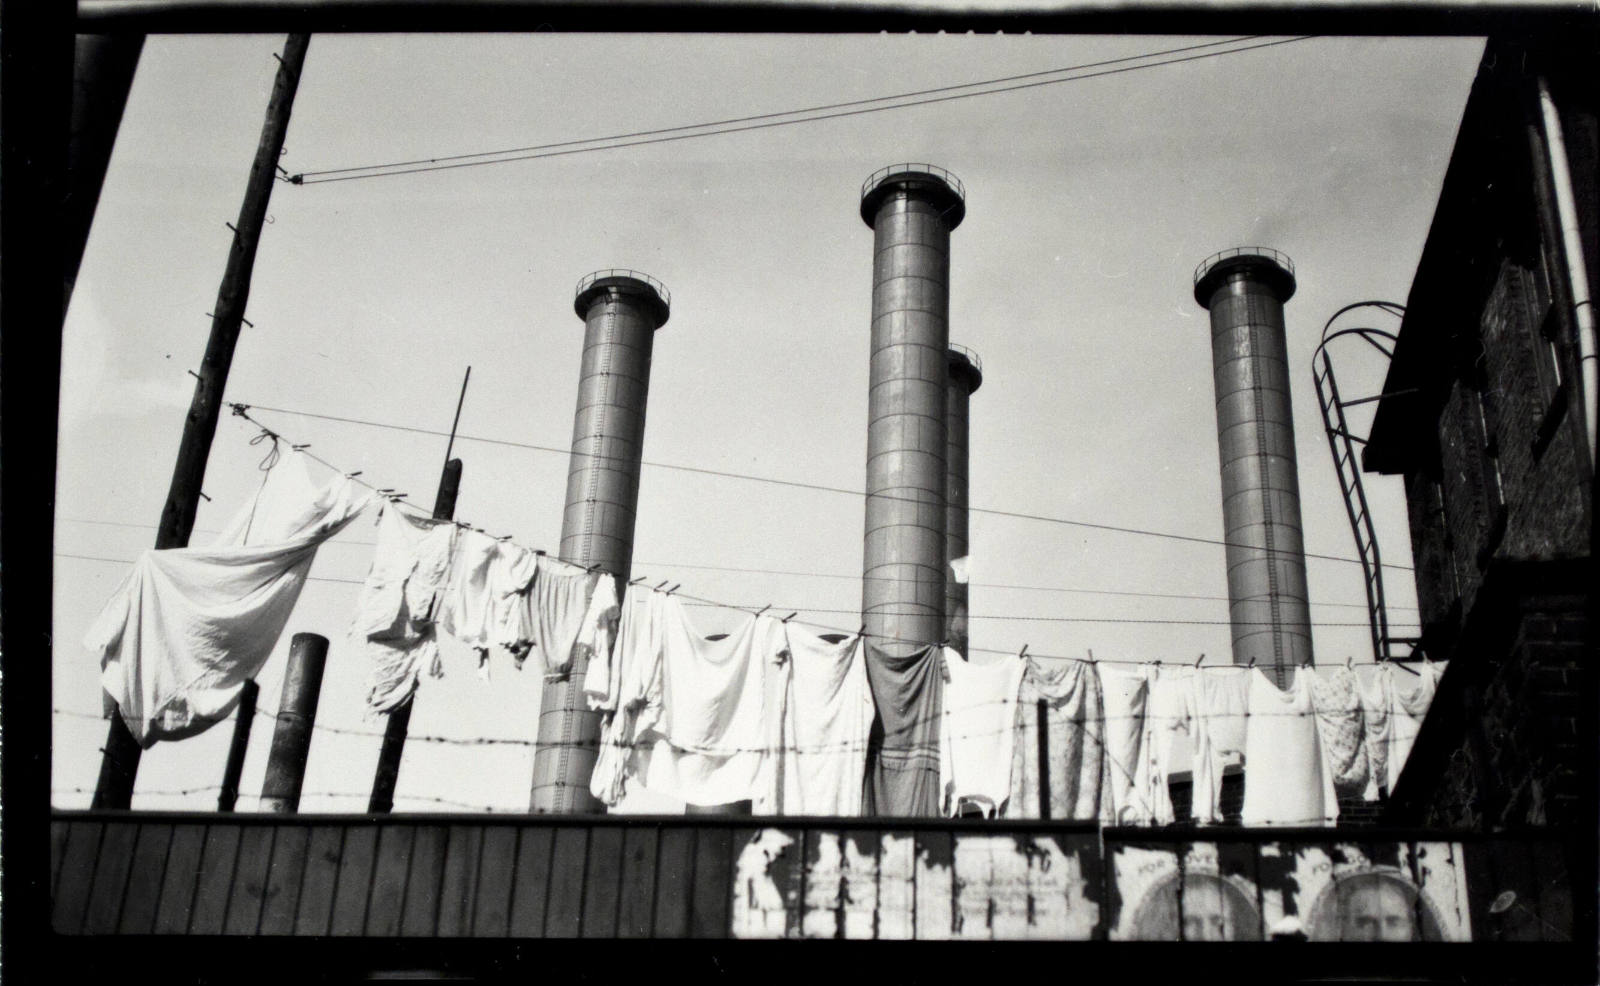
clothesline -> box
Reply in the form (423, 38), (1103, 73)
(53, 698), (1434, 746)
(223, 405), (1427, 674)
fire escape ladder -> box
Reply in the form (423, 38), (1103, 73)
(1313, 304), (1407, 663)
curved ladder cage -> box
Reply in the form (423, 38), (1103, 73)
(1311, 301), (1420, 664)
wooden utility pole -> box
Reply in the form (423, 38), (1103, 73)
(370, 368), (470, 813)
(94, 33), (311, 809)
(216, 680), (259, 811)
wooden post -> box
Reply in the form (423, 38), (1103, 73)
(367, 456), (462, 813)
(93, 33), (310, 809)
(216, 679), (258, 811)
(1036, 698), (1051, 820)
(260, 632), (328, 813)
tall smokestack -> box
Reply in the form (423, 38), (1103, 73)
(530, 269), (669, 813)
(1193, 248), (1312, 688)
(860, 164), (966, 656)
(944, 344), (982, 657)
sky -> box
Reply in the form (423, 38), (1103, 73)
(53, 32), (1485, 815)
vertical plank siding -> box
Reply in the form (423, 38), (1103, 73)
(542, 826), (589, 937)
(435, 825), (484, 938)
(80, 820), (139, 934)
(187, 824), (242, 935)
(117, 823), (175, 935)
(471, 826), (517, 937)
(222, 824), (275, 935)
(258, 826), (310, 935)
(399, 825), (449, 937)
(48, 815), (1576, 943)
(152, 823), (207, 934)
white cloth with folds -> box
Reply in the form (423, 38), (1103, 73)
(588, 592), (873, 813)
(87, 451), (372, 746)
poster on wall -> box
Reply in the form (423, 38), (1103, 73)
(1259, 841), (1473, 942)
(1107, 842), (1263, 941)
(733, 829), (1476, 941)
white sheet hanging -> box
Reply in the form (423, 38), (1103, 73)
(88, 451), (372, 746)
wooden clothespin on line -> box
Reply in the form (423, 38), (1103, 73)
(780, 612), (797, 623)
(1018, 644), (1030, 660)
(1195, 652), (1206, 668)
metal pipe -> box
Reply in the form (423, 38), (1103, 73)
(1536, 76), (1598, 473)
(529, 270), (669, 813)
(860, 164), (965, 657)
(943, 344), (982, 657)
(260, 632), (329, 813)
(216, 679), (258, 812)
(1194, 249), (1312, 689)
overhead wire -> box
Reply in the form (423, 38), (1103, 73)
(291, 36), (1315, 185)
(232, 401), (1418, 573)
(52, 551), (1421, 630)
(54, 517), (1420, 611)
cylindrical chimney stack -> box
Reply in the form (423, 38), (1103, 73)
(260, 633), (329, 813)
(1193, 248), (1312, 688)
(944, 344), (982, 657)
(530, 269), (669, 813)
(860, 164), (966, 656)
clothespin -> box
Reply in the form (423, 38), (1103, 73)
(755, 604), (771, 617)
(629, 576), (646, 586)
(376, 488), (395, 495)
(1018, 644), (1029, 660)
(781, 612), (797, 623)
(535, 549), (547, 556)
(345, 471), (362, 478)
(585, 564), (601, 574)
(229, 403), (250, 416)
(387, 492), (407, 500)
(496, 534), (513, 542)
(654, 579), (670, 591)
(290, 443), (310, 451)
(1195, 652), (1206, 668)
(1247, 657), (1256, 669)
(666, 583), (681, 595)
(1346, 654), (1355, 670)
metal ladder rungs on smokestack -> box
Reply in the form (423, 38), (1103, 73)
(1312, 304), (1414, 664)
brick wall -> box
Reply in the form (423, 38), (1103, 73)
(1388, 561), (1589, 830)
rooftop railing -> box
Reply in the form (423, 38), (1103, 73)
(861, 163), (965, 203)
(1193, 246), (1295, 286)
(575, 268), (670, 309)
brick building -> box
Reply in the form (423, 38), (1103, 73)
(1362, 34), (1595, 838)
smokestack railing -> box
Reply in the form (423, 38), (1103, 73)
(574, 268), (671, 309)
(947, 341), (983, 377)
(1194, 246), (1296, 285)
(861, 162), (966, 202)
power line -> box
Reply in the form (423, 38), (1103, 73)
(51, 551), (1418, 630)
(52, 522), (1420, 611)
(294, 36), (1301, 184)
(63, 416), (1425, 672)
(235, 400), (1416, 573)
